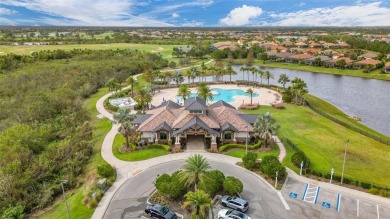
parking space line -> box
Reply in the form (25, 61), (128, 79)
(302, 183), (308, 200)
(277, 192), (290, 210)
(357, 199), (359, 217)
(377, 204), (380, 219)
(314, 187), (320, 204)
(336, 193), (341, 212)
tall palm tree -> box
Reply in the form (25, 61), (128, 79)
(197, 83), (214, 103)
(134, 87), (152, 112)
(184, 69), (192, 84)
(105, 78), (120, 91)
(179, 154), (211, 191)
(182, 190), (212, 219)
(126, 76), (137, 97)
(190, 66), (199, 83)
(290, 77), (308, 104)
(172, 70), (184, 85)
(246, 88), (255, 105)
(258, 69), (264, 85)
(278, 73), (290, 90)
(113, 108), (134, 148)
(263, 71), (274, 86)
(178, 84), (191, 101)
(253, 112), (280, 148)
(240, 66), (246, 81)
(225, 64), (236, 82)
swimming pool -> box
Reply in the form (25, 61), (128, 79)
(176, 88), (259, 103)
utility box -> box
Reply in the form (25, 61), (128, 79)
(97, 178), (107, 191)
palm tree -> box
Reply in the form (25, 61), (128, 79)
(197, 83), (214, 103)
(134, 87), (152, 112)
(164, 71), (173, 84)
(105, 78), (120, 91)
(258, 69), (264, 85)
(277, 73), (290, 90)
(246, 88), (255, 105)
(290, 77), (308, 104)
(172, 70), (184, 85)
(225, 64), (234, 82)
(179, 154), (211, 190)
(263, 71), (274, 86)
(182, 190), (212, 219)
(190, 66), (199, 83)
(253, 112), (280, 148)
(182, 190), (213, 219)
(184, 69), (192, 84)
(240, 66), (247, 81)
(113, 108), (134, 148)
(126, 76), (137, 97)
(178, 84), (191, 101)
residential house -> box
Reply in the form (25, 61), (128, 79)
(324, 57), (353, 68)
(131, 97), (258, 150)
(360, 52), (378, 59)
(295, 42), (308, 48)
(354, 59), (382, 69)
(309, 42), (322, 48)
(305, 55), (331, 66)
(385, 62), (390, 73)
(212, 41), (237, 51)
(305, 48), (319, 55)
(286, 54), (313, 63)
(266, 51), (293, 62)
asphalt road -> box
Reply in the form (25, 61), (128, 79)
(103, 160), (289, 219)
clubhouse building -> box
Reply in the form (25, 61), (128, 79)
(131, 97), (259, 150)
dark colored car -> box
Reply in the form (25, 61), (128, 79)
(220, 195), (249, 212)
(145, 204), (177, 219)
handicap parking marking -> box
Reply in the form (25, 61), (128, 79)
(302, 183), (320, 204)
(322, 202), (331, 208)
(289, 192), (298, 199)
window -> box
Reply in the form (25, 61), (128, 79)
(224, 131), (232, 140)
(189, 110), (203, 114)
(160, 131), (167, 140)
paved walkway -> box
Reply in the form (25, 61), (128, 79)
(92, 73), (390, 218)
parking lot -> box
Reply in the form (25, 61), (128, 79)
(282, 177), (390, 219)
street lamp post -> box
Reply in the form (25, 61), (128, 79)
(300, 161), (304, 176)
(61, 180), (70, 219)
(245, 125), (248, 156)
(330, 168), (334, 184)
(341, 138), (349, 185)
(275, 171), (279, 189)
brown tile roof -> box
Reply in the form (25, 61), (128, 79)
(137, 106), (183, 132)
(208, 106), (253, 132)
(328, 57), (353, 63)
(355, 59), (381, 65)
(289, 54), (313, 60)
(385, 62), (390, 67)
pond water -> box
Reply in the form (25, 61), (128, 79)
(181, 66), (390, 136)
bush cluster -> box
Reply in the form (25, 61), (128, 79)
(155, 172), (186, 200)
(282, 93), (292, 102)
(97, 163), (115, 178)
(242, 152), (258, 169)
(219, 140), (261, 152)
(291, 151), (309, 169)
(260, 155), (287, 181)
(147, 144), (171, 151)
(198, 170), (225, 196)
(223, 176), (243, 195)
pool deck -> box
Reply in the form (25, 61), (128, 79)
(151, 84), (282, 108)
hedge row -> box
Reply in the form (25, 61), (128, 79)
(147, 144), (171, 151)
(219, 140), (261, 152)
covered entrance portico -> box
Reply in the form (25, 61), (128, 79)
(173, 117), (219, 151)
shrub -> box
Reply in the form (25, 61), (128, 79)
(242, 152), (257, 169)
(368, 188), (380, 195)
(260, 155), (287, 181)
(97, 163), (115, 178)
(219, 140), (261, 152)
(361, 182), (372, 189)
(223, 176), (243, 195)
(282, 93), (292, 102)
(2, 205), (25, 219)
(147, 144), (171, 151)
(271, 103), (285, 109)
(198, 170), (225, 196)
(155, 172), (186, 200)
(291, 151), (309, 168)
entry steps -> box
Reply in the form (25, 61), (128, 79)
(302, 181), (320, 204)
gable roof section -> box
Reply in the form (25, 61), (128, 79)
(209, 100), (235, 109)
(152, 122), (172, 132)
(208, 106), (253, 132)
(155, 100), (181, 109)
(184, 96), (207, 111)
(173, 117), (219, 136)
(137, 106), (180, 132)
(220, 122), (239, 132)
(131, 114), (152, 125)
(239, 114), (259, 124)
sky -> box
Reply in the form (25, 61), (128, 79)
(0, 0), (390, 27)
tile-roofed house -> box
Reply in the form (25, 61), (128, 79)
(385, 62), (390, 73)
(287, 54), (314, 63)
(135, 97), (259, 150)
(360, 52), (378, 59)
(266, 51), (294, 62)
(354, 59), (382, 69)
(324, 57), (353, 68)
(212, 41), (237, 51)
(305, 55), (332, 66)
(155, 100), (181, 109)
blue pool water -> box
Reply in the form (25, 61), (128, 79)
(176, 88), (259, 103)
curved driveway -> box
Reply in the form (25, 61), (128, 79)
(104, 160), (288, 219)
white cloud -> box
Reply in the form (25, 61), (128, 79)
(181, 20), (204, 27)
(0, 17), (17, 25)
(172, 13), (180, 18)
(0, 0), (173, 26)
(270, 2), (390, 26)
(0, 7), (17, 15)
(219, 5), (262, 26)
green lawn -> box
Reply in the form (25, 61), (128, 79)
(38, 88), (113, 219)
(225, 146), (279, 159)
(0, 43), (178, 59)
(241, 99), (390, 186)
(113, 134), (168, 161)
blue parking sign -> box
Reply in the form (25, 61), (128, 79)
(322, 202), (331, 208)
(289, 192), (298, 199)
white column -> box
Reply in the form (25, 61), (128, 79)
(155, 132), (158, 143)
(211, 135), (216, 144)
(233, 132), (236, 142)
(175, 135), (180, 144)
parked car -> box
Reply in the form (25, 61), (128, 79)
(145, 204), (177, 219)
(220, 195), (249, 212)
(218, 209), (251, 219)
